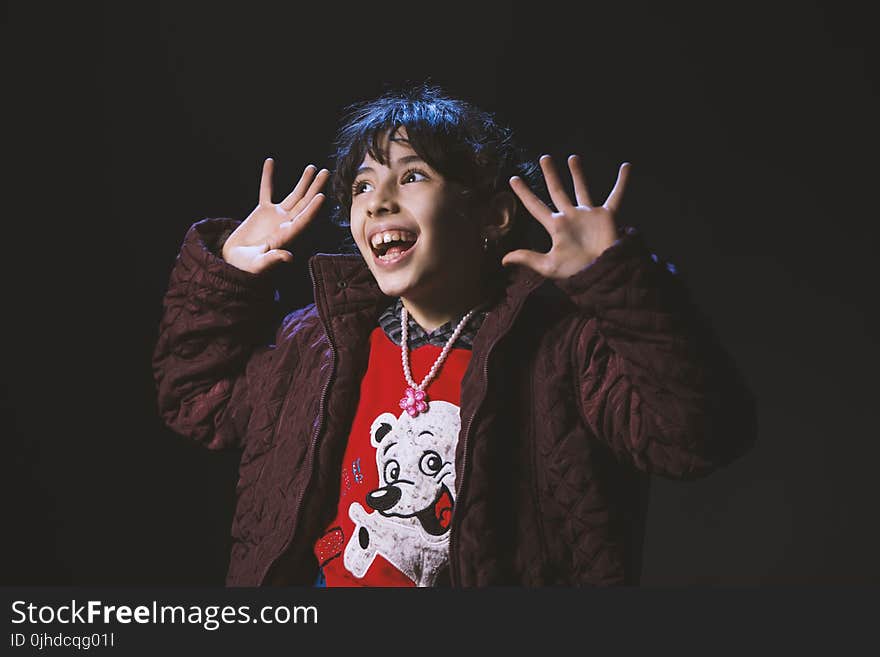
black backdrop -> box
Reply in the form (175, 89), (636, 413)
(3, 1), (877, 586)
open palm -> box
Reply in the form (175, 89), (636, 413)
(502, 155), (631, 280)
(222, 158), (329, 274)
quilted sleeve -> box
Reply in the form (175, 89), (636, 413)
(552, 227), (758, 480)
(152, 218), (281, 450)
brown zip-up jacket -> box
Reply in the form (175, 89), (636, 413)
(153, 218), (757, 586)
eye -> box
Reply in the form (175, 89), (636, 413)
(402, 168), (428, 184)
(351, 179), (372, 196)
(419, 451), (443, 476)
(383, 460), (400, 483)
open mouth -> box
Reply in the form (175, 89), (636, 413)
(371, 236), (418, 264)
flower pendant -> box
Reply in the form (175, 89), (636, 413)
(399, 386), (429, 417)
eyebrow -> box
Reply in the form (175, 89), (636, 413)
(356, 154), (425, 176)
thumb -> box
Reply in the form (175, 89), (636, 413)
(252, 249), (294, 273)
(501, 249), (544, 274)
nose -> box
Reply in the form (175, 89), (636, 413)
(366, 485), (402, 512)
(366, 179), (399, 217)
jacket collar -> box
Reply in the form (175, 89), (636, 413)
(307, 253), (547, 322)
(308, 253), (388, 321)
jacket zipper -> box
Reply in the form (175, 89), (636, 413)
(448, 282), (538, 586)
(259, 258), (337, 585)
(448, 348), (491, 587)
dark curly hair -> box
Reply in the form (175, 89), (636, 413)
(327, 82), (544, 257)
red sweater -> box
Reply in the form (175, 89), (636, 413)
(314, 326), (472, 586)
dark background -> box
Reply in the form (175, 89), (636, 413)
(3, 1), (876, 585)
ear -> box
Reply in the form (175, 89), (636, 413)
(483, 190), (516, 242)
(370, 412), (399, 448)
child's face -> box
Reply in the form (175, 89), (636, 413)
(349, 127), (484, 303)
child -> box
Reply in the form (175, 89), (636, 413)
(153, 83), (757, 587)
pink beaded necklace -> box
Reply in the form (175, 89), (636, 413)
(398, 303), (479, 417)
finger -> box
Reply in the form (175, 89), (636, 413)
(509, 176), (553, 228)
(284, 167), (330, 214)
(539, 154), (574, 211)
(500, 248), (549, 276)
(259, 158), (274, 206)
(253, 248), (294, 273)
(268, 193), (325, 250)
(567, 155), (593, 207)
(280, 164), (320, 212)
(603, 162), (632, 214)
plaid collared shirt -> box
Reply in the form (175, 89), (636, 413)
(377, 297), (489, 350)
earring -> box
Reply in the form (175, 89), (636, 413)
(482, 235), (489, 252)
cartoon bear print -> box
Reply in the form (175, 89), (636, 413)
(343, 400), (459, 587)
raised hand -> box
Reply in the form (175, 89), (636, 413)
(502, 155), (631, 280)
(221, 158), (329, 274)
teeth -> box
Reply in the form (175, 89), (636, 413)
(371, 230), (416, 249)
